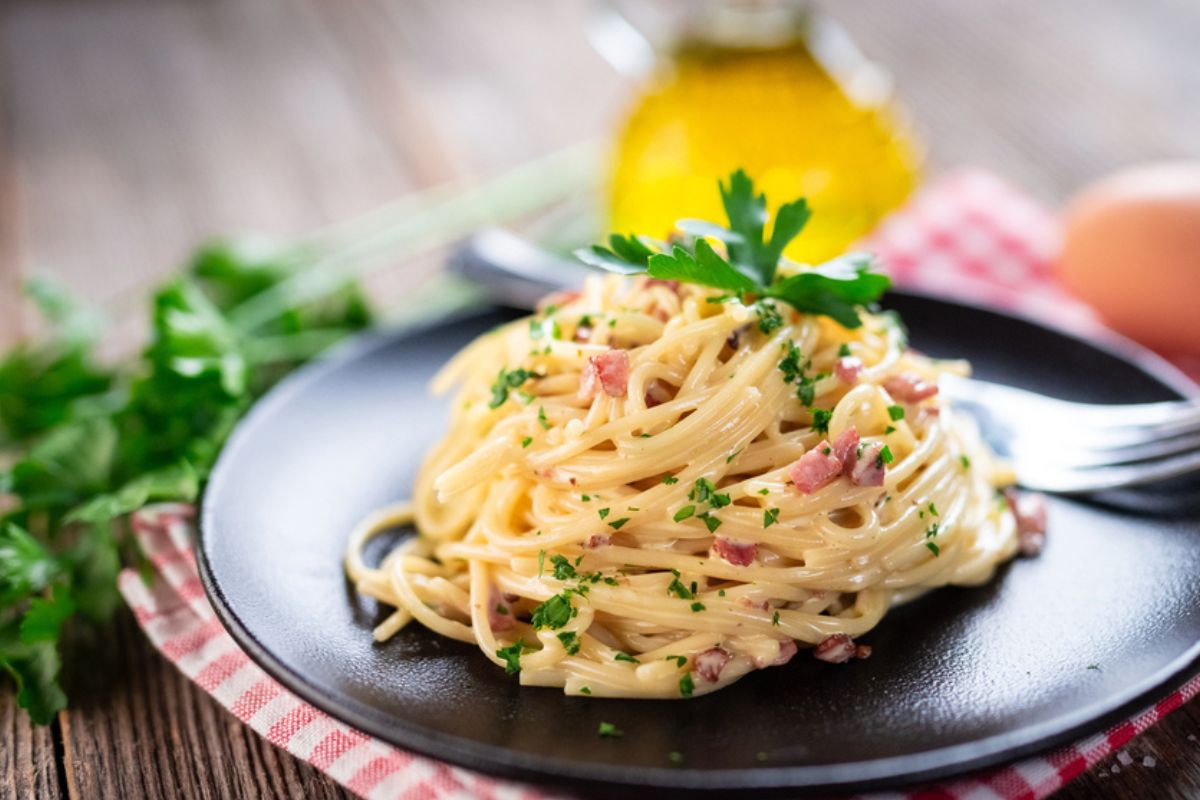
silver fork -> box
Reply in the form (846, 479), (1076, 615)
(451, 228), (1200, 494)
(941, 377), (1200, 493)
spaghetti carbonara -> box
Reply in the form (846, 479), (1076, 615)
(345, 272), (1024, 699)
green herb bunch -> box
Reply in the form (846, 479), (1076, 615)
(0, 241), (371, 722)
(576, 169), (891, 329)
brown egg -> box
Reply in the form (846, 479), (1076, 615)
(1056, 162), (1200, 356)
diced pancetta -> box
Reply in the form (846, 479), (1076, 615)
(488, 587), (515, 631)
(694, 647), (733, 682)
(711, 537), (757, 566)
(883, 373), (939, 402)
(836, 356), (863, 384)
(579, 349), (630, 399)
(850, 443), (886, 487)
(586, 534), (611, 549)
(789, 442), (843, 493)
(813, 634), (858, 664)
(832, 427), (860, 469)
(1005, 488), (1048, 556)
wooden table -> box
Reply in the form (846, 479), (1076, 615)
(2, 1), (1198, 797)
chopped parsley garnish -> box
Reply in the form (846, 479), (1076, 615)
(495, 603), (509, 615)
(926, 541), (941, 557)
(667, 570), (694, 600)
(489, 367), (536, 409)
(822, 446), (832, 455)
(550, 554), (577, 581)
(662, 474), (679, 485)
(699, 513), (722, 533)
(598, 507), (610, 520)
(778, 340), (818, 405)
(673, 505), (696, 522)
(530, 592), (576, 630)
(755, 300), (783, 333)
(581, 494), (591, 502)
(528, 316), (561, 341)
(887, 404), (905, 421)
(763, 508), (780, 528)
(689, 477), (730, 508)
(579, 686), (592, 694)
(838, 343), (852, 358)
(557, 631), (581, 655)
(811, 408), (832, 434)
(1087, 663), (1102, 671)
(516, 390), (535, 404)
(537, 406), (550, 430)
(690, 601), (706, 613)
(614, 652), (640, 664)
(771, 610), (780, 626)
(884, 425), (896, 434)
(878, 445), (894, 466)
(679, 673), (695, 698)
(960, 454), (971, 470)
(598, 721), (623, 738)
(718, 589), (726, 597)
(496, 641), (528, 675)
(725, 449), (741, 464)
(928, 502), (939, 516)
(608, 517), (631, 530)
(758, 488), (770, 496)
(666, 655), (688, 668)
(537, 550), (545, 577)
(521, 436), (532, 448)
(669, 751), (684, 764)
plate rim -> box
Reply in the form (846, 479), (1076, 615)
(197, 289), (1200, 794)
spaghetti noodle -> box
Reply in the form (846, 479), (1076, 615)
(346, 272), (1019, 699)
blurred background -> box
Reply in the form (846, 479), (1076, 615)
(2, 0), (1197, 351)
(3, 3), (1200, 798)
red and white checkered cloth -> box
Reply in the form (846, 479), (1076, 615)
(119, 170), (1200, 800)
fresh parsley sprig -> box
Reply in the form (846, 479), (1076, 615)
(575, 169), (890, 329)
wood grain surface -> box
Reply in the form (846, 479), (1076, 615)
(1, 1), (1198, 798)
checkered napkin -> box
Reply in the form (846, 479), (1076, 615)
(119, 170), (1200, 800)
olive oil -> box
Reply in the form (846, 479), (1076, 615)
(608, 36), (920, 263)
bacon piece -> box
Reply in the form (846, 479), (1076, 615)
(855, 644), (873, 660)
(832, 427), (860, 469)
(644, 379), (673, 407)
(789, 442), (843, 493)
(850, 443), (886, 487)
(711, 537), (757, 566)
(1005, 488), (1048, 557)
(694, 647), (733, 683)
(579, 349), (630, 399)
(835, 356), (863, 384)
(883, 373), (939, 402)
(751, 639), (798, 669)
(537, 290), (580, 311)
(586, 534), (610, 549)
(813, 634), (858, 664)
(488, 588), (515, 632)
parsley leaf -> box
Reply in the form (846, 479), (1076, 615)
(763, 508), (780, 528)
(557, 631), (582, 655)
(646, 241), (758, 294)
(575, 234), (657, 274)
(811, 408), (832, 434)
(598, 721), (624, 738)
(496, 641), (528, 675)
(763, 254), (890, 329)
(489, 367), (535, 409)
(530, 592), (576, 630)
(679, 672), (695, 698)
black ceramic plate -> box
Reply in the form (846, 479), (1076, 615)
(199, 291), (1200, 797)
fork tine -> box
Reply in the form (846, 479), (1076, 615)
(941, 376), (1200, 442)
(1013, 448), (1200, 493)
(1011, 431), (1200, 469)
